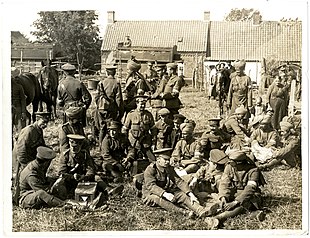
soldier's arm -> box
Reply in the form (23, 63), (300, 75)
(101, 137), (114, 162)
(247, 76), (253, 108)
(231, 120), (247, 137)
(15, 129), (31, 165)
(143, 165), (166, 197)
(56, 84), (65, 107)
(235, 168), (260, 205)
(84, 153), (96, 181)
(273, 137), (300, 160)
(266, 131), (277, 148)
(57, 153), (69, 177)
(218, 164), (234, 201)
(171, 141), (182, 164)
(26, 174), (49, 191)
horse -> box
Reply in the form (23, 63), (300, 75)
(214, 68), (231, 117)
(14, 73), (41, 123)
(37, 65), (59, 119)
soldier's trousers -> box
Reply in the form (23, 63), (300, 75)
(142, 190), (206, 216)
(19, 189), (64, 209)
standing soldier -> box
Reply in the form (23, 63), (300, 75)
(122, 95), (156, 173)
(150, 64), (168, 121)
(94, 65), (124, 146)
(161, 62), (185, 118)
(57, 63), (92, 126)
(144, 61), (158, 93)
(11, 67), (27, 134)
(227, 59), (252, 115)
(152, 108), (173, 150)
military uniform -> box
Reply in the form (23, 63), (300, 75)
(13, 123), (46, 169)
(59, 122), (87, 152)
(218, 151), (265, 210)
(227, 60), (252, 114)
(150, 76), (168, 121)
(19, 147), (64, 209)
(250, 127), (277, 148)
(124, 106), (156, 162)
(168, 114), (186, 150)
(224, 115), (249, 139)
(152, 108), (173, 150)
(142, 152), (210, 217)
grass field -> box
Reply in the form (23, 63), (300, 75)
(11, 86), (303, 233)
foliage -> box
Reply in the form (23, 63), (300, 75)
(224, 8), (262, 22)
(31, 11), (102, 70)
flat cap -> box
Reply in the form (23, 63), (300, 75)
(166, 63), (178, 69)
(105, 65), (117, 70)
(61, 63), (76, 71)
(35, 112), (51, 120)
(65, 106), (83, 119)
(173, 114), (186, 122)
(280, 121), (294, 130)
(227, 150), (247, 161)
(107, 120), (122, 129)
(67, 134), (86, 140)
(37, 146), (56, 160)
(209, 149), (229, 165)
(154, 148), (173, 159)
(11, 67), (20, 78)
(235, 106), (248, 115)
(158, 108), (170, 116)
(180, 123), (194, 133)
(135, 95), (149, 102)
(155, 64), (166, 70)
(208, 118), (221, 126)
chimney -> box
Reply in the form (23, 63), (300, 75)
(204, 11), (210, 21)
(252, 11), (262, 25)
(107, 11), (115, 24)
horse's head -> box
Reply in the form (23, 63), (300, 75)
(39, 66), (58, 93)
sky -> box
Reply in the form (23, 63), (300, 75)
(2, 0), (308, 41)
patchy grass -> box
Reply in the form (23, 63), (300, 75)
(12, 86), (303, 232)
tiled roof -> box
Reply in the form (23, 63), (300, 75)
(11, 31), (30, 44)
(11, 44), (54, 60)
(101, 20), (208, 52)
(207, 21), (302, 61)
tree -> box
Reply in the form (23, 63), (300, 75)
(31, 11), (102, 70)
(224, 8), (262, 22)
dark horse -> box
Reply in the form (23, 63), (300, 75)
(14, 73), (41, 123)
(214, 68), (231, 116)
(37, 65), (59, 119)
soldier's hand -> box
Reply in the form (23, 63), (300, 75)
(163, 192), (174, 202)
(188, 192), (199, 205)
(223, 200), (239, 211)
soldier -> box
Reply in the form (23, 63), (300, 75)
(57, 134), (108, 200)
(250, 115), (278, 164)
(184, 149), (229, 203)
(171, 122), (202, 174)
(11, 67), (27, 134)
(227, 59), (252, 115)
(223, 106), (251, 149)
(258, 120), (301, 170)
(59, 107), (89, 153)
(144, 61), (158, 93)
(169, 114), (186, 150)
(122, 95), (156, 173)
(94, 65), (124, 146)
(57, 63), (92, 126)
(18, 146), (70, 209)
(150, 64), (168, 121)
(205, 150), (266, 229)
(161, 62), (185, 118)
(199, 118), (230, 159)
(99, 121), (128, 182)
(142, 148), (219, 219)
(13, 112), (51, 171)
(152, 108), (173, 150)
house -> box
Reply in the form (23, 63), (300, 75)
(11, 31), (55, 74)
(100, 11), (302, 84)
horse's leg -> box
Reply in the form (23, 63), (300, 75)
(32, 100), (39, 123)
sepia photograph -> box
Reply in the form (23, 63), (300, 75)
(1, 0), (309, 237)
